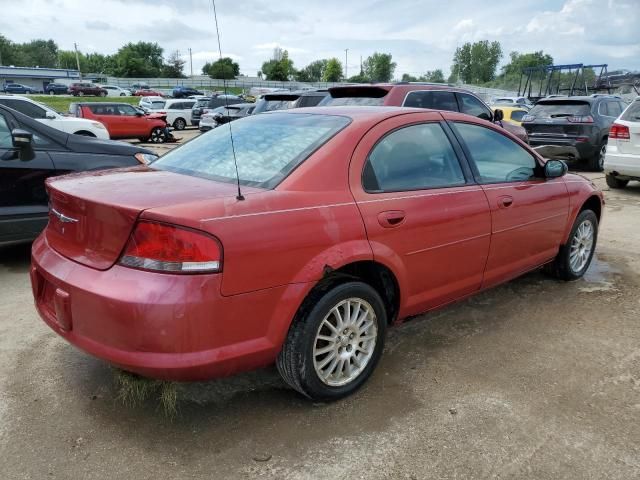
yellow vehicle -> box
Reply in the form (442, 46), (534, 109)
(491, 105), (529, 126)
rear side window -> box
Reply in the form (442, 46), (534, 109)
(297, 95), (327, 108)
(88, 104), (119, 115)
(363, 123), (465, 192)
(621, 101), (640, 122)
(510, 110), (527, 122)
(153, 113), (350, 189)
(457, 93), (492, 120)
(0, 99), (46, 119)
(403, 91), (458, 112)
(453, 123), (537, 183)
(529, 101), (591, 118)
(599, 101), (623, 118)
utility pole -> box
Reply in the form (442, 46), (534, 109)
(188, 48), (193, 77)
(360, 55), (363, 75)
(74, 42), (82, 80)
(344, 48), (349, 80)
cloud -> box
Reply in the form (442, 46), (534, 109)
(85, 20), (112, 31)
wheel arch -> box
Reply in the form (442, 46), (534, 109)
(73, 130), (96, 137)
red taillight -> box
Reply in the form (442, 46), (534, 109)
(609, 123), (630, 141)
(119, 221), (222, 273)
(567, 115), (594, 123)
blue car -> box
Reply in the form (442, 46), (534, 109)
(44, 83), (70, 95)
(172, 86), (203, 98)
(3, 83), (38, 94)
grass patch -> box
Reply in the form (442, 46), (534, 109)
(29, 95), (140, 114)
(114, 369), (179, 418)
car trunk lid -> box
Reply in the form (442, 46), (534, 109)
(45, 166), (255, 270)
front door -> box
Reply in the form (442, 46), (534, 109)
(350, 112), (492, 316)
(0, 110), (57, 245)
(447, 116), (569, 287)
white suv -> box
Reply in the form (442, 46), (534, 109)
(99, 85), (132, 97)
(164, 98), (196, 130)
(0, 95), (109, 139)
(604, 97), (640, 189)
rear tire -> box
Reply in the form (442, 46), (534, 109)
(605, 174), (628, 189)
(546, 209), (598, 281)
(588, 142), (606, 172)
(277, 281), (387, 401)
(173, 118), (186, 130)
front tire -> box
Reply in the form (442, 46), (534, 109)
(547, 209), (598, 280)
(588, 142), (606, 172)
(277, 281), (387, 401)
(148, 127), (166, 143)
(605, 174), (628, 189)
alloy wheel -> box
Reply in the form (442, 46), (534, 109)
(149, 128), (165, 143)
(312, 298), (378, 387)
(569, 220), (594, 273)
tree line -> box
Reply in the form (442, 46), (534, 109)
(0, 34), (557, 86)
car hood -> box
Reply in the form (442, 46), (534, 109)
(65, 134), (154, 155)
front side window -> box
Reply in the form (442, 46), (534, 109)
(0, 113), (12, 148)
(403, 91), (458, 112)
(457, 93), (492, 120)
(453, 122), (537, 183)
(153, 113), (350, 189)
(363, 123), (465, 192)
(117, 105), (138, 116)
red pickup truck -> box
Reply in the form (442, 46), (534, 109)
(70, 102), (169, 143)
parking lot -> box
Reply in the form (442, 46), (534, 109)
(1, 171), (638, 479)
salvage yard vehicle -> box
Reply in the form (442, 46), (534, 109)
(522, 95), (628, 171)
(172, 86), (203, 98)
(0, 104), (156, 247)
(189, 96), (211, 127)
(69, 102), (170, 143)
(604, 97), (640, 188)
(164, 98), (196, 130)
(68, 82), (108, 97)
(319, 83), (529, 143)
(2, 83), (38, 94)
(139, 96), (166, 113)
(31, 107), (603, 401)
(198, 103), (254, 131)
(44, 83), (70, 95)
(100, 85), (132, 97)
(133, 88), (165, 97)
(0, 95), (109, 139)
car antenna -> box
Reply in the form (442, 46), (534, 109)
(211, 0), (244, 201)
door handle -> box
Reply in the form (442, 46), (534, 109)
(498, 195), (514, 208)
(377, 210), (406, 228)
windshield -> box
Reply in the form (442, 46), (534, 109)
(529, 101), (590, 118)
(150, 101), (166, 109)
(153, 113), (350, 189)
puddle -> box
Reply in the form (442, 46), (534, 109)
(579, 255), (619, 293)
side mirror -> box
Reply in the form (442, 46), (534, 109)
(45, 111), (57, 120)
(493, 109), (504, 122)
(544, 159), (568, 178)
(12, 129), (33, 149)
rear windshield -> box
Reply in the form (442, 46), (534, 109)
(621, 101), (640, 122)
(252, 99), (297, 114)
(529, 101), (591, 118)
(510, 110), (528, 122)
(195, 98), (210, 108)
(153, 113), (351, 189)
(320, 87), (388, 107)
(150, 101), (165, 109)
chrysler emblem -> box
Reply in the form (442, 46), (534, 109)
(51, 208), (78, 224)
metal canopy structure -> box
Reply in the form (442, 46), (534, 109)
(518, 63), (611, 102)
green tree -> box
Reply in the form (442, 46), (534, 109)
(323, 58), (343, 82)
(501, 51), (553, 76)
(424, 69), (445, 83)
(401, 73), (418, 82)
(0, 35), (18, 66)
(363, 52), (396, 82)
(203, 57), (239, 79)
(113, 42), (164, 77)
(347, 73), (369, 83)
(57, 50), (82, 70)
(261, 50), (295, 81)
(18, 39), (58, 68)
(451, 40), (502, 84)
(161, 50), (186, 78)
(296, 59), (328, 82)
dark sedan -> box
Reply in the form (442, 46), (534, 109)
(44, 83), (70, 95)
(3, 83), (38, 94)
(0, 104), (157, 247)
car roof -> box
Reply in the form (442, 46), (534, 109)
(271, 105), (435, 120)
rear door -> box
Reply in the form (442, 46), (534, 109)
(447, 114), (569, 287)
(616, 101), (640, 156)
(350, 111), (491, 316)
(0, 109), (57, 245)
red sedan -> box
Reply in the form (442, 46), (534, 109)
(133, 89), (165, 97)
(31, 107), (603, 400)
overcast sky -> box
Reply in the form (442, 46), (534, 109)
(1, 0), (638, 78)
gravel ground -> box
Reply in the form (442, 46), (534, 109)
(0, 172), (638, 480)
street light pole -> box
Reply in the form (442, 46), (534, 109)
(188, 48), (193, 77)
(344, 48), (349, 81)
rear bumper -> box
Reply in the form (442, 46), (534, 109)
(604, 147), (640, 179)
(528, 136), (598, 160)
(30, 234), (307, 381)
